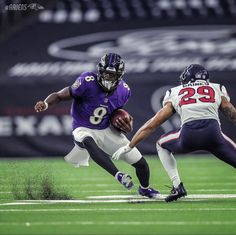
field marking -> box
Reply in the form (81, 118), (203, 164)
(1, 182), (235, 188)
(1, 194), (236, 206)
(1, 208), (236, 212)
(1, 176), (235, 182)
(0, 199), (161, 205)
(87, 194), (236, 199)
(193, 189), (236, 192)
(2, 189), (236, 195)
(75, 189), (236, 193)
(0, 220), (236, 226)
(2, 189), (236, 196)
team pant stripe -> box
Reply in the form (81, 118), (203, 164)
(158, 130), (181, 146)
(222, 132), (236, 149)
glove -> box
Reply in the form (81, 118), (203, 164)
(112, 144), (133, 160)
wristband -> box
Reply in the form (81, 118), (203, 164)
(44, 101), (49, 110)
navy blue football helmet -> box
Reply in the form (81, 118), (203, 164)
(180, 64), (209, 85)
(97, 53), (125, 92)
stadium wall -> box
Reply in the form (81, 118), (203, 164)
(0, 19), (236, 157)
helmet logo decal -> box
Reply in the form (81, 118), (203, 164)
(180, 64), (209, 84)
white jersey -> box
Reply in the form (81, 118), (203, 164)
(163, 80), (230, 125)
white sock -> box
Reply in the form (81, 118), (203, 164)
(140, 185), (149, 190)
(156, 144), (181, 188)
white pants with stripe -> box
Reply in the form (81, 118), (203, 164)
(64, 126), (142, 167)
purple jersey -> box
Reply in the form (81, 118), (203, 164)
(69, 72), (131, 130)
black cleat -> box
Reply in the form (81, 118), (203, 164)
(165, 182), (187, 202)
(138, 186), (161, 199)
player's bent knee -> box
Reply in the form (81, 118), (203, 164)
(156, 142), (170, 153)
(156, 142), (163, 151)
(82, 136), (96, 148)
(82, 137), (102, 157)
(122, 147), (142, 165)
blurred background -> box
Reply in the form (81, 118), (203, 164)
(0, 0), (236, 157)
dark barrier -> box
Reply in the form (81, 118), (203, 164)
(0, 21), (236, 156)
(1, 74), (236, 157)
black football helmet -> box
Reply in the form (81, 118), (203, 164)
(97, 53), (125, 92)
(180, 64), (209, 85)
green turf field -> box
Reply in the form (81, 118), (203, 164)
(0, 156), (236, 235)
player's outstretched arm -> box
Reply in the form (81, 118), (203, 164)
(34, 87), (72, 112)
(220, 96), (236, 125)
(128, 102), (175, 148)
(112, 102), (175, 160)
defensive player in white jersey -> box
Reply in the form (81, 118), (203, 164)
(112, 64), (236, 202)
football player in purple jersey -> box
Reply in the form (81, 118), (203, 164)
(113, 64), (236, 202)
(35, 53), (160, 198)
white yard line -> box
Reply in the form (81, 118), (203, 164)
(74, 190), (126, 192)
(0, 199), (160, 205)
(193, 189), (236, 192)
(1, 208), (236, 212)
(188, 183), (235, 185)
(2, 189), (236, 195)
(1, 194), (236, 206)
(0, 220), (236, 226)
(68, 189), (236, 193)
(87, 194), (236, 199)
(1, 182), (235, 188)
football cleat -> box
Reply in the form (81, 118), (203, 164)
(165, 182), (187, 202)
(117, 173), (134, 190)
(138, 186), (161, 199)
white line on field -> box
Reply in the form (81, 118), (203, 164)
(1, 194), (236, 206)
(1, 208), (236, 212)
(87, 194), (236, 199)
(1, 182), (235, 188)
(191, 183), (235, 185)
(1, 176), (235, 182)
(187, 176), (236, 180)
(0, 220), (236, 226)
(0, 184), (116, 188)
(193, 189), (236, 192)
(1, 189), (236, 195)
(0, 190), (126, 194)
(76, 190), (126, 193)
(0, 199), (159, 205)
(72, 189), (236, 193)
